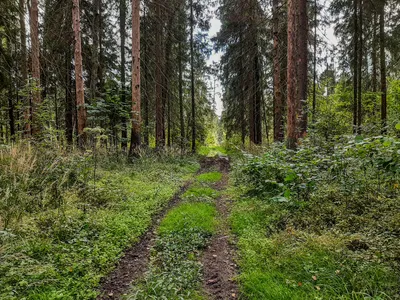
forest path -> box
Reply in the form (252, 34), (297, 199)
(201, 157), (239, 299)
(97, 155), (238, 299)
(96, 177), (194, 299)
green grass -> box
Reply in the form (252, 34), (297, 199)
(198, 145), (228, 157)
(229, 192), (399, 300)
(182, 185), (220, 200)
(128, 202), (217, 299)
(0, 156), (199, 300)
(196, 172), (222, 183)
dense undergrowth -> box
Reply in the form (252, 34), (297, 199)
(0, 143), (199, 299)
(230, 136), (400, 299)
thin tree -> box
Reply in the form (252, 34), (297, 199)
(352, 0), (358, 133)
(155, 0), (164, 149)
(273, 0), (284, 142)
(130, 0), (141, 154)
(120, 0), (127, 150)
(380, 1), (387, 134)
(190, 0), (196, 153)
(72, 0), (87, 146)
(298, 0), (308, 136)
(312, 0), (317, 122)
(30, 0), (41, 135)
(19, 0), (29, 136)
(357, 0), (362, 133)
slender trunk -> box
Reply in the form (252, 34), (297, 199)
(190, 0), (196, 153)
(372, 12), (377, 94)
(72, 0), (87, 146)
(130, 0), (141, 154)
(273, 0), (284, 142)
(352, 0), (358, 133)
(298, 0), (308, 136)
(312, 0), (317, 122)
(164, 16), (174, 148)
(30, 0), (41, 135)
(143, 7), (149, 147)
(8, 83), (15, 141)
(380, 3), (387, 134)
(19, 0), (30, 136)
(155, 1), (164, 149)
(357, 0), (362, 133)
(179, 40), (185, 151)
(240, 35), (246, 145)
(253, 49), (262, 145)
(287, 0), (299, 149)
(120, 0), (127, 150)
(91, 0), (101, 101)
(65, 46), (74, 144)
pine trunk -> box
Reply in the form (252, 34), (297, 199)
(298, 0), (308, 136)
(287, 0), (299, 149)
(130, 0), (141, 154)
(190, 0), (196, 153)
(357, 0), (362, 133)
(72, 0), (87, 146)
(30, 0), (41, 135)
(380, 3), (387, 134)
(352, 0), (358, 133)
(120, 0), (127, 150)
(273, 0), (284, 142)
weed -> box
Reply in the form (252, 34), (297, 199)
(196, 172), (223, 183)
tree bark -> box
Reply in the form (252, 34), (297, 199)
(155, 1), (164, 149)
(179, 40), (185, 151)
(287, 0), (299, 149)
(357, 0), (362, 133)
(312, 0), (317, 123)
(273, 0), (284, 142)
(19, 0), (30, 136)
(190, 0), (196, 153)
(72, 0), (87, 146)
(130, 0), (141, 154)
(30, 0), (41, 135)
(352, 0), (358, 133)
(120, 0), (127, 150)
(298, 0), (308, 136)
(380, 2), (387, 134)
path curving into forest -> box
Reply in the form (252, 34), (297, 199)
(97, 155), (239, 299)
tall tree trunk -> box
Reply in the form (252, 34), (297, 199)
(357, 0), (362, 133)
(155, 1), (164, 149)
(72, 0), (87, 146)
(372, 12), (377, 94)
(287, 0), (299, 149)
(130, 0), (141, 154)
(352, 0), (358, 133)
(298, 0), (308, 136)
(273, 0), (284, 142)
(65, 45), (74, 144)
(164, 16), (174, 148)
(190, 0), (196, 153)
(91, 0), (101, 101)
(143, 6), (149, 147)
(252, 48), (262, 145)
(179, 40), (185, 151)
(19, 0), (30, 136)
(312, 0), (317, 123)
(380, 2), (387, 134)
(120, 0), (127, 150)
(30, 0), (41, 135)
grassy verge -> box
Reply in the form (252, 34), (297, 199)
(0, 150), (199, 300)
(228, 184), (399, 300)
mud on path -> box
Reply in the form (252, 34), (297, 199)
(97, 155), (239, 299)
(96, 180), (192, 299)
(201, 156), (240, 300)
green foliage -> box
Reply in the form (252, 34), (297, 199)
(158, 203), (217, 236)
(232, 135), (400, 298)
(0, 146), (199, 300)
(182, 185), (220, 201)
(129, 202), (217, 299)
(196, 171), (223, 183)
